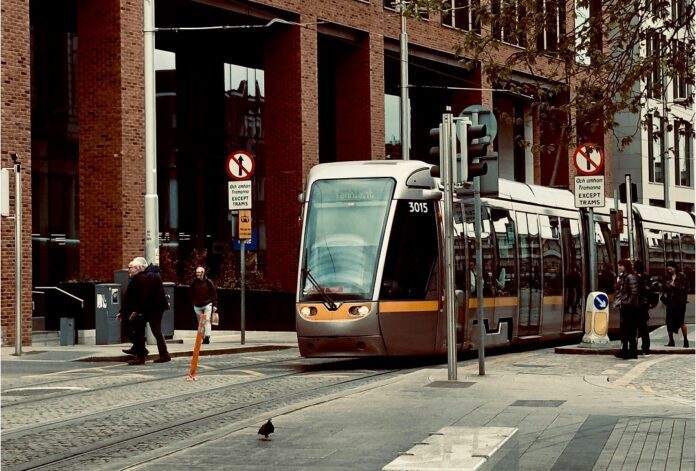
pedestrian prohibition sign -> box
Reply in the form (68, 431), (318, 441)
(226, 150), (255, 180)
(573, 143), (604, 176)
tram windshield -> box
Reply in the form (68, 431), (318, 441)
(300, 178), (395, 302)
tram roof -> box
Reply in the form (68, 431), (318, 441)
(495, 179), (577, 209)
(306, 160), (434, 183)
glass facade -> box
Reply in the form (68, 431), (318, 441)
(31, 0), (80, 285)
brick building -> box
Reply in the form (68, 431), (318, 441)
(1, 0), (600, 346)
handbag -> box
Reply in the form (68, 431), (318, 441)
(211, 309), (220, 326)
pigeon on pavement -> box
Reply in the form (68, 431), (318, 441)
(258, 419), (274, 440)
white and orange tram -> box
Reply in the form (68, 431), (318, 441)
(295, 160), (695, 357)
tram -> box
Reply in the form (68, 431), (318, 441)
(295, 160), (695, 357)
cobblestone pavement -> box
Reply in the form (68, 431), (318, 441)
(1, 345), (693, 470)
(459, 348), (695, 404)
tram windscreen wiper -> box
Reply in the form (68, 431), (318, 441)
(301, 268), (337, 310)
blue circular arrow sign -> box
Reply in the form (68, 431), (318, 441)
(594, 293), (609, 310)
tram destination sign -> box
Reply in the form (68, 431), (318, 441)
(574, 176), (605, 208)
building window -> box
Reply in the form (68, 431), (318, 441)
(646, 31), (663, 99)
(671, 0), (693, 22)
(492, 0), (527, 47)
(675, 120), (693, 187)
(648, 114), (664, 183)
(536, 0), (566, 51)
(442, 0), (481, 32)
(673, 40), (694, 102)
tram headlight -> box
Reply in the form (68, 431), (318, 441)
(349, 305), (370, 317)
(300, 306), (317, 317)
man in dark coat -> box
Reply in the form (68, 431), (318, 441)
(128, 257), (171, 365)
(118, 260), (148, 357)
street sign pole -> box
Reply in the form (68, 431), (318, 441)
(614, 189), (621, 272)
(240, 239), (246, 345)
(588, 207), (597, 292)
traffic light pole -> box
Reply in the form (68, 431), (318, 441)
(473, 177), (485, 376)
(625, 174), (635, 261)
(441, 111), (458, 381)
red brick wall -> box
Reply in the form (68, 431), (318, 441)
(1, 0), (32, 346)
(77, 0), (145, 281)
(264, 16), (319, 291)
(336, 35), (372, 161)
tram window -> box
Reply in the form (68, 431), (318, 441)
(381, 200), (438, 300)
(517, 213), (541, 290)
(646, 229), (665, 282)
(664, 232), (681, 270)
(681, 233), (695, 294)
(595, 223), (615, 294)
(465, 207), (496, 296)
(491, 209), (517, 296)
(540, 215), (562, 296)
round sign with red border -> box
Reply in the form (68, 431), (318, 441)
(573, 143), (604, 176)
(226, 151), (255, 180)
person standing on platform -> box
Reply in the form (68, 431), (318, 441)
(663, 261), (689, 347)
(614, 259), (639, 359)
(190, 266), (218, 344)
(633, 260), (651, 355)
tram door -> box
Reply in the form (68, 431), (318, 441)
(517, 212), (542, 336)
(561, 218), (583, 331)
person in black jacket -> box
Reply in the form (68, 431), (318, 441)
(190, 266), (218, 344)
(128, 257), (171, 365)
(614, 259), (639, 359)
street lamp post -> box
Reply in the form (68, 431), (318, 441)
(399, 1), (410, 160)
(144, 0), (160, 264)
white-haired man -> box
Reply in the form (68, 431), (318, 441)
(126, 257), (171, 365)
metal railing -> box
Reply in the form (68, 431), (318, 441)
(33, 287), (84, 308)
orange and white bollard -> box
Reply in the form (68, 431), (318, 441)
(186, 313), (207, 381)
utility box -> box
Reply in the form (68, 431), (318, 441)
(60, 317), (75, 346)
(95, 283), (122, 344)
(162, 282), (175, 339)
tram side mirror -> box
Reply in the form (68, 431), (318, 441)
(455, 289), (465, 307)
(297, 192), (304, 203)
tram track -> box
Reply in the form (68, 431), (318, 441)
(1, 354), (371, 434)
(1, 350), (301, 406)
(2, 364), (405, 471)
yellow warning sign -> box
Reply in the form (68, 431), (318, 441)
(238, 210), (252, 240)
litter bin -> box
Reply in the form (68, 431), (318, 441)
(95, 283), (122, 344)
(60, 317), (75, 346)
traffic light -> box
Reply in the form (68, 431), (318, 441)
(610, 208), (624, 236)
(428, 125), (442, 165)
(462, 122), (489, 181)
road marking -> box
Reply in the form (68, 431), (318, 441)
(614, 355), (672, 387)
